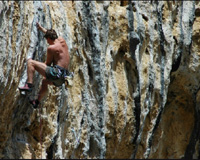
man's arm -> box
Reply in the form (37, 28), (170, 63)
(45, 47), (54, 66)
(36, 22), (47, 34)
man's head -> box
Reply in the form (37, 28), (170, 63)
(44, 29), (58, 40)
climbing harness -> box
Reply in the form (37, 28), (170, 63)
(54, 65), (74, 87)
(45, 65), (74, 87)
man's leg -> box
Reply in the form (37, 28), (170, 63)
(38, 78), (53, 102)
(29, 78), (53, 108)
(28, 67), (53, 108)
(19, 59), (48, 91)
(27, 59), (47, 84)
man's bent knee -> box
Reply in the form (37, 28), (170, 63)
(27, 59), (35, 66)
(28, 60), (47, 77)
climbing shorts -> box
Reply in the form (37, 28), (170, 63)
(45, 65), (69, 87)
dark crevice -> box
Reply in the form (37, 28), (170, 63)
(131, 72), (141, 159)
(88, 136), (100, 158)
(0, 11), (4, 29)
(88, 63), (93, 83)
(142, 14), (148, 22)
(120, 1), (128, 7)
(82, 1), (105, 158)
(184, 91), (200, 159)
(47, 138), (56, 159)
(171, 2), (183, 73)
(127, 2), (140, 61)
(171, 50), (181, 72)
(198, 139), (200, 159)
(188, 41), (192, 55)
(125, 61), (140, 146)
(145, 2), (166, 158)
(46, 106), (61, 159)
(173, 36), (178, 45)
(47, 87), (66, 159)
(133, 93), (141, 143)
(183, 2), (198, 159)
(195, 8), (200, 17)
(154, 24), (157, 30)
(127, 1), (141, 159)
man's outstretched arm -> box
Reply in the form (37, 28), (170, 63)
(37, 22), (47, 34)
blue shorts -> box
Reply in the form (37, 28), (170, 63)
(45, 65), (68, 87)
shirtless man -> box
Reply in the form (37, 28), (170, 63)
(19, 22), (70, 108)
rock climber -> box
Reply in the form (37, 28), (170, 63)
(19, 22), (70, 108)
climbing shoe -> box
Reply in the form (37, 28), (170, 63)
(18, 83), (33, 92)
(29, 99), (40, 109)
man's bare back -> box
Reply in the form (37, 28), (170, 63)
(46, 37), (70, 69)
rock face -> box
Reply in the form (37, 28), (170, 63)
(0, 1), (200, 159)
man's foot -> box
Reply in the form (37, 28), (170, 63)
(29, 99), (40, 109)
(18, 83), (33, 92)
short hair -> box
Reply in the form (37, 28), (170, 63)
(44, 29), (58, 40)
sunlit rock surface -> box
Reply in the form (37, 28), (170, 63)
(0, 1), (200, 159)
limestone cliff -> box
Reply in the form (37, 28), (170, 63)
(0, 1), (200, 159)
